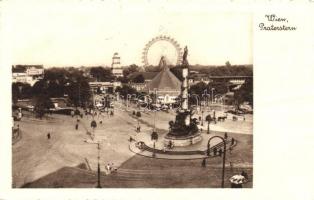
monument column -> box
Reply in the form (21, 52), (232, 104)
(182, 66), (189, 111)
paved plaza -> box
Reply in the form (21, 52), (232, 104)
(13, 103), (253, 188)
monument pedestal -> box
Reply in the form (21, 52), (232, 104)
(164, 133), (202, 147)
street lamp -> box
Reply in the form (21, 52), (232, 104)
(205, 114), (212, 134)
(151, 130), (158, 158)
(201, 110), (204, 126)
(211, 88), (215, 104)
(96, 142), (102, 188)
(207, 135), (227, 188)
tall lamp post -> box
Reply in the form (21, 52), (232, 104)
(207, 135), (227, 188)
(211, 88), (215, 104)
(96, 142), (102, 188)
(201, 110), (204, 126)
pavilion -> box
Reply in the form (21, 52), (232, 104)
(146, 56), (181, 105)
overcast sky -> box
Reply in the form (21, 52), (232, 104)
(5, 1), (253, 67)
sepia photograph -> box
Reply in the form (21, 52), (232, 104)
(10, 2), (253, 188)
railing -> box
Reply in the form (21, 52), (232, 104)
(137, 138), (236, 156)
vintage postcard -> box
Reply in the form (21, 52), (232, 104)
(0, 0), (313, 200)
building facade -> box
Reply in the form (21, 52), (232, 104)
(12, 65), (44, 86)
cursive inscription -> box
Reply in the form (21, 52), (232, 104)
(259, 14), (296, 31)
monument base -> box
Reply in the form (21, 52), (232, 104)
(164, 133), (202, 147)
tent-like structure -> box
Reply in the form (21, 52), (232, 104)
(146, 57), (181, 104)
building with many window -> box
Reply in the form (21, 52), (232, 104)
(12, 65), (44, 86)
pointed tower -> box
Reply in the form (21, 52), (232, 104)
(111, 52), (123, 77)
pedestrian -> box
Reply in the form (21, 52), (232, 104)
(229, 146), (233, 155)
(111, 163), (116, 172)
(202, 158), (206, 167)
(71, 110), (74, 118)
(231, 137), (235, 145)
(218, 149), (223, 156)
(100, 120), (102, 124)
(75, 123), (78, 130)
(213, 147), (217, 156)
(106, 163), (111, 175)
(241, 170), (248, 180)
(47, 133), (51, 140)
(108, 163), (112, 171)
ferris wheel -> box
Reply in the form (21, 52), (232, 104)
(142, 35), (183, 67)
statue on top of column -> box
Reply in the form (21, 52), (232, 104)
(182, 46), (189, 66)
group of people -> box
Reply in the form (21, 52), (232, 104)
(164, 140), (174, 151)
(105, 162), (117, 175)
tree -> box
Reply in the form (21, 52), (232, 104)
(133, 74), (145, 83)
(31, 80), (48, 97)
(190, 82), (208, 95)
(90, 67), (114, 82)
(115, 85), (137, 100)
(12, 82), (32, 103)
(47, 81), (64, 97)
(199, 65), (253, 77)
(151, 131), (158, 141)
(225, 61), (231, 67)
(205, 114), (212, 134)
(170, 65), (183, 81)
(189, 82), (208, 105)
(123, 64), (141, 78)
(68, 80), (91, 107)
(234, 78), (253, 109)
(33, 94), (54, 119)
(144, 65), (159, 72)
(208, 80), (229, 95)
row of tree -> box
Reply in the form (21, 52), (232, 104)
(189, 79), (253, 107)
(12, 67), (93, 117)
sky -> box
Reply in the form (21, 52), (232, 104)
(4, 1), (253, 68)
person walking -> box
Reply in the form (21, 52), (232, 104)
(202, 158), (206, 167)
(75, 123), (79, 130)
(47, 133), (51, 140)
(71, 110), (74, 118)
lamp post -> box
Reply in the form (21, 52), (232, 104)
(96, 142), (102, 188)
(207, 135), (227, 188)
(211, 88), (215, 104)
(205, 114), (212, 134)
(201, 110), (204, 126)
(151, 130), (158, 158)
